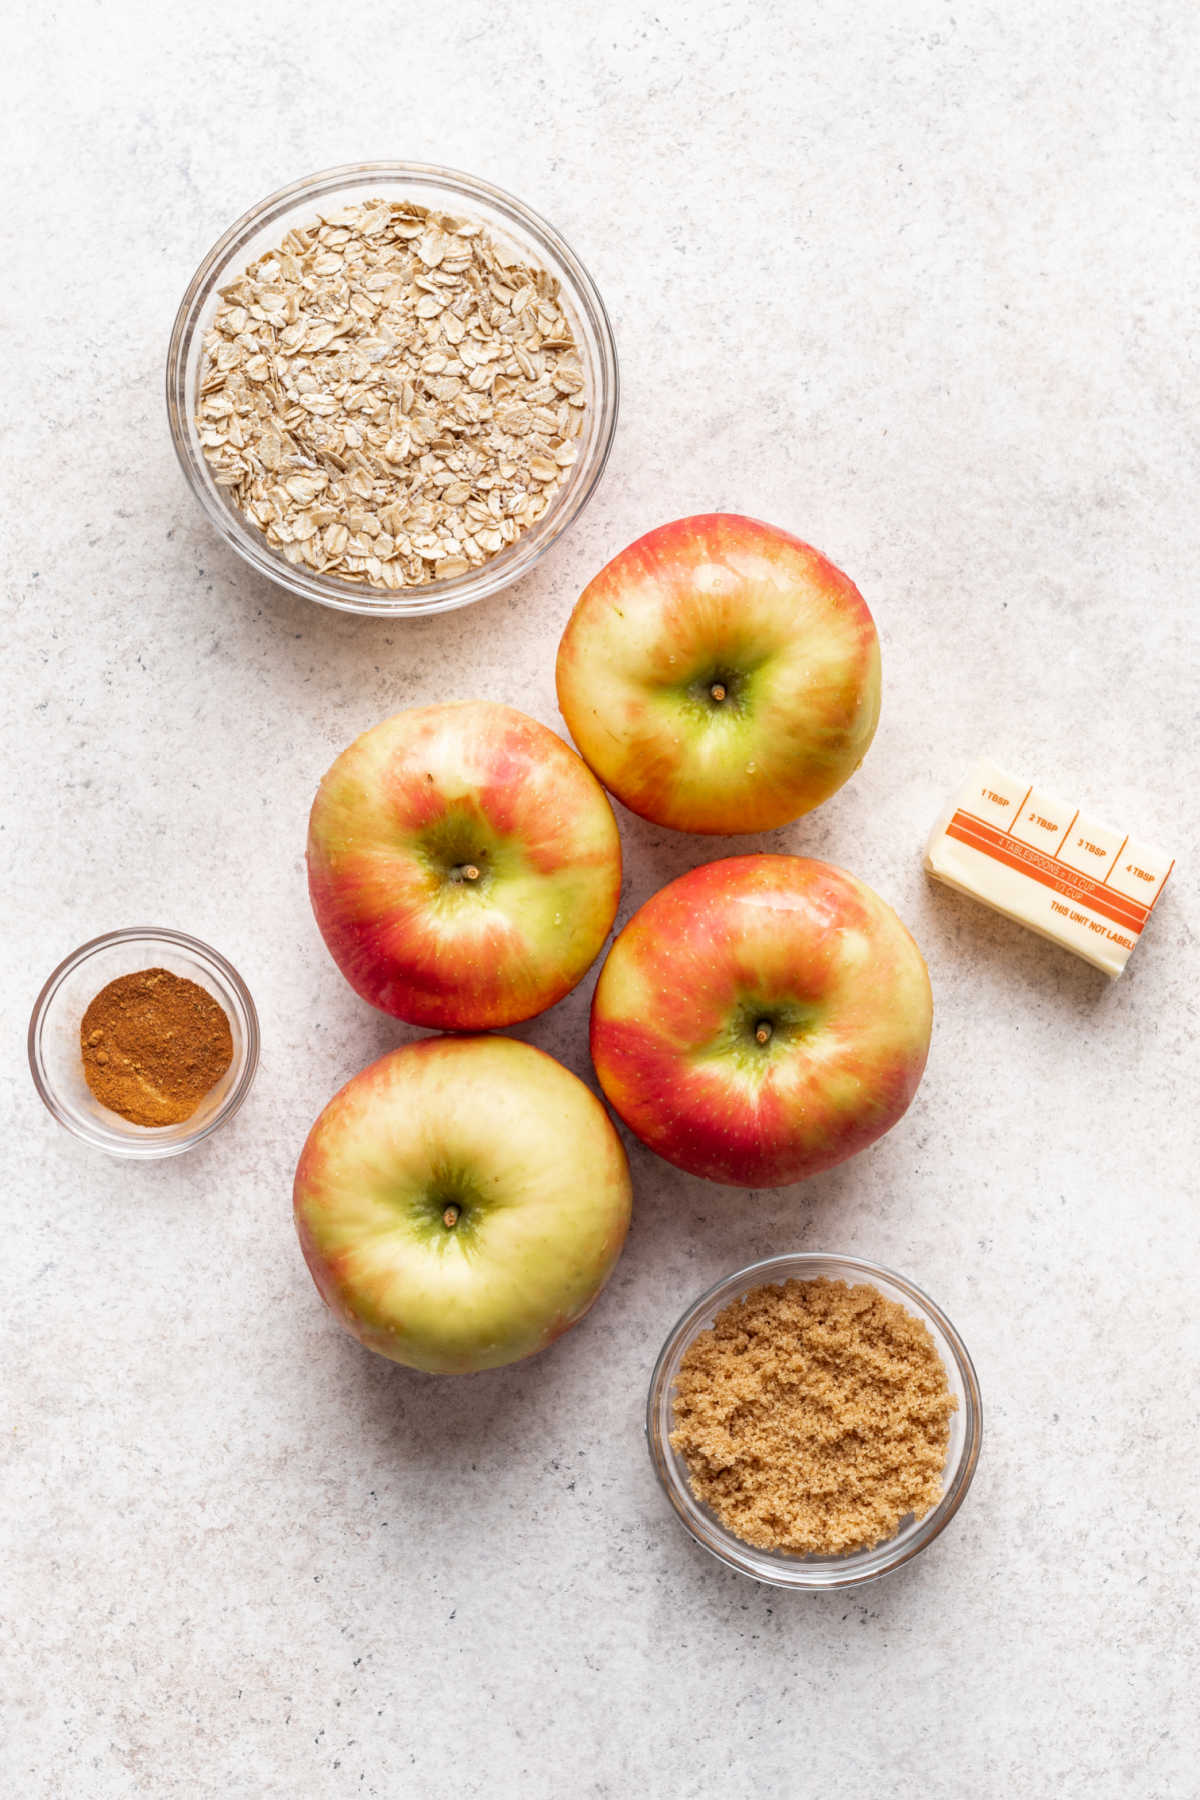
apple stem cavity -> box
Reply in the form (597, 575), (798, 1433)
(754, 1020), (773, 1045)
(442, 1204), (461, 1229)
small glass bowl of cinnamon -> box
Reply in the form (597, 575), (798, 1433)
(28, 927), (260, 1158)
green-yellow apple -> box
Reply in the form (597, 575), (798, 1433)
(307, 701), (621, 1030)
(590, 855), (931, 1187)
(294, 1035), (633, 1373)
(556, 514), (881, 834)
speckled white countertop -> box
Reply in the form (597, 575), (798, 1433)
(4, 3), (1198, 1796)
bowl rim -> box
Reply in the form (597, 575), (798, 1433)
(165, 159), (620, 618)
(28, 925), (261, 1159)
(646, 1250), (983, 1589)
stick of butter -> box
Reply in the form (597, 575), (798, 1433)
(925, 758), (1175, 977)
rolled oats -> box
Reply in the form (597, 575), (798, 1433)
(196, 200), (586, 591)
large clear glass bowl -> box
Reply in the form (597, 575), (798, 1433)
(166, 162), (619, 617)
(647, 1252), (983, 1589)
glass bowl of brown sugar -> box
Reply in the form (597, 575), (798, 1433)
(646, 1253), (982, 1589)
(28, 927), (260, 1158)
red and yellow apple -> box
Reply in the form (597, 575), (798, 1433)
(591, 855), (931, 1187)
(556, 514), (881, 834)
(294, 1035), (633, 1373)
(307, 701), (621, 1030)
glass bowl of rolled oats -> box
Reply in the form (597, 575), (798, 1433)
(166, 163), (619, 615)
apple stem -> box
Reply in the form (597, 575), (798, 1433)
(710, 682), (727, 702)
(461, 864), (480, 882)
(754, 1021), (773, 1045)
(443, 1204), (460, 1228)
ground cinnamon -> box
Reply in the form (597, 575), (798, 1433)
(80, 968), (233, 1128)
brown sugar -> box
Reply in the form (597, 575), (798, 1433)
(80, 968), (233, 1128)
(670, 1277), (957, 1557)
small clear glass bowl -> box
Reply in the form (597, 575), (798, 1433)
(647, 1252), (982, 1589)
(166, 161), (620, 617)
(28, 927), (260, 1159)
